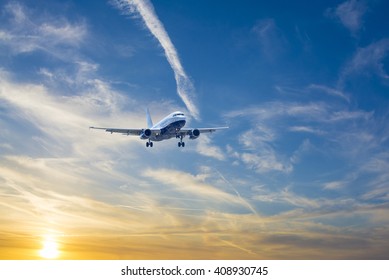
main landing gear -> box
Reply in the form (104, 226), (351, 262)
(178, 141), (185, 147)
(177, 135), (185, 148)
(146, 140), (153, 147)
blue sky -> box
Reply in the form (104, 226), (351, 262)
(1, 0), (389, 259)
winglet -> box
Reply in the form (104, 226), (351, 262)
(146, 108), (153, 128)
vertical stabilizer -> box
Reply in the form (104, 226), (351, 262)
(146, 108), (153, 128)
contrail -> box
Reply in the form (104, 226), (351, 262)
(112, 0), (200, 120)
(215, 169), (259, 216)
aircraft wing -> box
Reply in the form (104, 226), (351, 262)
(178, 127), (229, 136)
(89, 127), (156, 136)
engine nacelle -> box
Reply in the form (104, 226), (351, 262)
(189, 129), (200, 139)
(140, 128), (152, 139)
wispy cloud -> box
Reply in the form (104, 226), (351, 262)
(290, 139), (313, 164)
(111, 0), (200, 119)
(323, 180), (348, 190)
(0, 66), (146, 163)
(326, 0), (367, 36)
(360, 152), (389, 202)
(288, 126), (325, 135)
(195, 135), (226, 161)
(340, 39), (389, 84)
(238, 128), (293, 174)
(224, 99), (378, 176)
(276, 84), (350, 103)
(307, 84), (350, 102)
(143, 168), (251, 209)
(252, 18), (288, 59)
(0, 2), (87, 57)
(241, 150), (293, 174)
(253, 187), (321, 209)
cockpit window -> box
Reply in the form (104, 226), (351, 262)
(173, 113), (184, 117)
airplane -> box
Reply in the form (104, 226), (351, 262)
(89, 109), (228, 148)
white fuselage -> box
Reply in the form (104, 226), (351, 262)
(149, 111), (186, 141)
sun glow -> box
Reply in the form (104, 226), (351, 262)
(39, 237), (60, 259)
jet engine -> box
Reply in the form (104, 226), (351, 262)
(189, 129), (200, 139)
(140, 128), (152, 139)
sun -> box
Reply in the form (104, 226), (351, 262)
(39, 237), (60, 259)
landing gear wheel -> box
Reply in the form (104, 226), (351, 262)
(178, 135), (185, 148)
(146, 141), (153, 147)
(178, 141), (185, 147)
